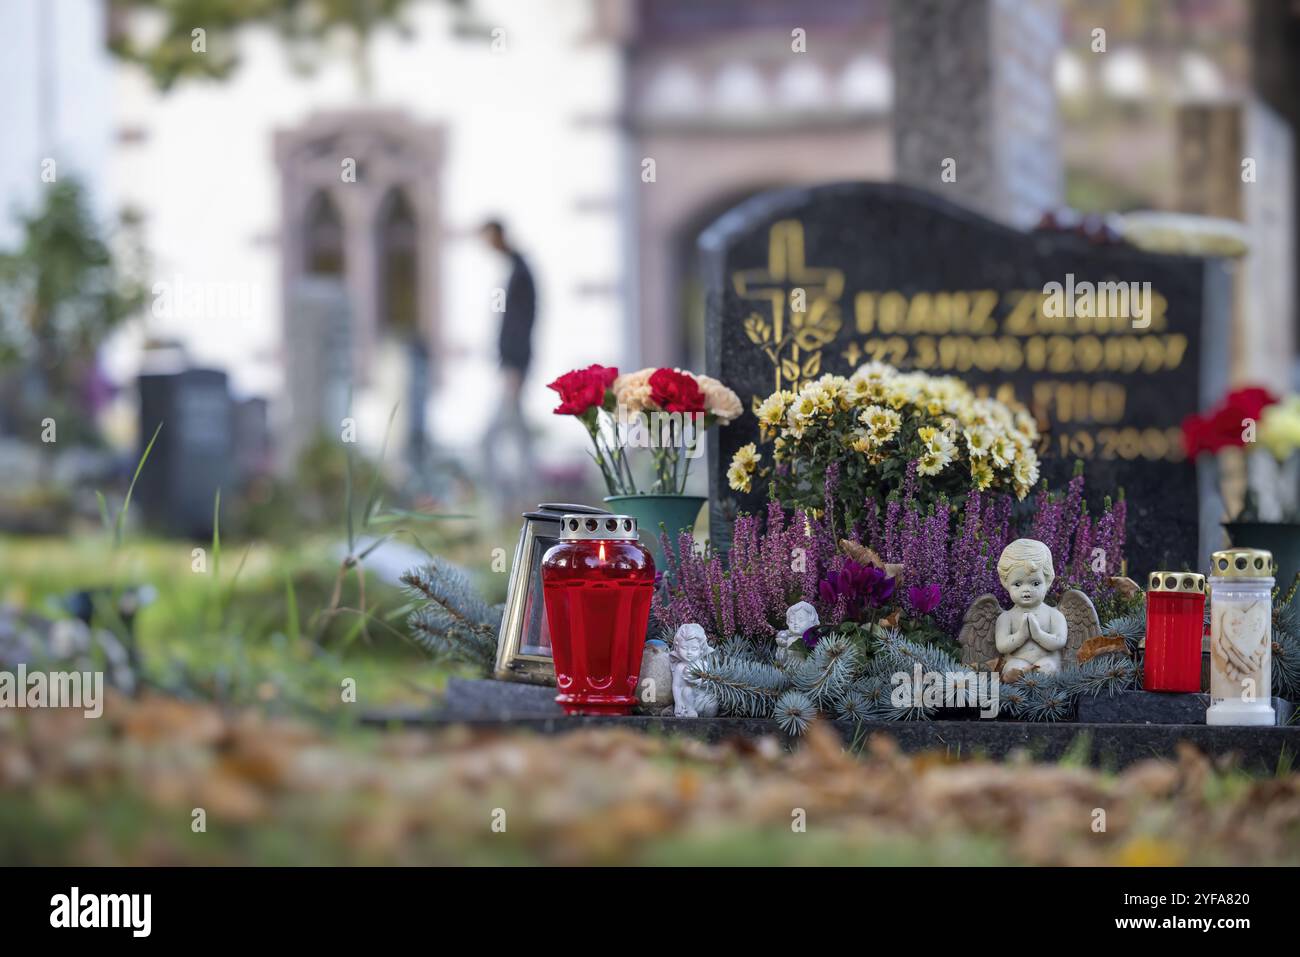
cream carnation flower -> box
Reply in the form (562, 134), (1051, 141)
(695, 373), (743, 423)
(612, 367), (655, 413)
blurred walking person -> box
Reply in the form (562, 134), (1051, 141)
(480, 220), (537, 506)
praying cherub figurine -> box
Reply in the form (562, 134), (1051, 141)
(775, 601), (819, 664)
(958, 538), (1100, 680)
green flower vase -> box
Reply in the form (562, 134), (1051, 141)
(603, 494), (705, 575)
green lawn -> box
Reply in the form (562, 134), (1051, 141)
(0, 532), (469, 713)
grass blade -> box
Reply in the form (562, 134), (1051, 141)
(116, 421), (162, 545)
(285, 573), (300, 648)
(362, 402), (400, 528)
(357, 534), (391, 561)
(95, 491), (112, 535)
(344, 446), (355, 553)
(211, 488), (222, 581)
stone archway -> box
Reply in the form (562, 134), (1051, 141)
(275, 110), (444, 388)
(274, 111), (443, 468)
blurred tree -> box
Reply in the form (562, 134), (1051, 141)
(0, 179), (146, 443)
(107, 0), (480, 92)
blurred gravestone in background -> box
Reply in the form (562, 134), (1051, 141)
(891, 0), (1064, 230)
(233, 396), (273, 483)
(1177, 100), (1295, 392)
(136, 368), (234, 539)
(282, 276), (353, 471)
(701, 182), (1231, 575)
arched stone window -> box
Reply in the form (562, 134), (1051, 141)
(375, 188), (419, 338)
(304, 190), (345, 276)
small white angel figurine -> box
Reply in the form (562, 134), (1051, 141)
(670, 623), (717, 718)
(775, 601), (819, 663)
(958, 538), (1101, 680)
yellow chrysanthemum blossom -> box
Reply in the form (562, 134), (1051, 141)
(732, 442), (760, 471)
(726, 462), (752, 493)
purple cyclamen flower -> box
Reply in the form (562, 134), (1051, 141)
(906, 583), (942, 615)
(818, 560), (895, 621)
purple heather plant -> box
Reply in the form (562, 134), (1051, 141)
(653, 500), (843, 642)
(655, 461), (1126, 648)
(858, 470), (1125, 637)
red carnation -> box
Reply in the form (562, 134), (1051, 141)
(648, 368), (705, 414)
(1184, 385), (1281, 457)
(1201, 405), (1248, 454)
(547, 365), (617, 416)
(1224, 386), (1278, 424)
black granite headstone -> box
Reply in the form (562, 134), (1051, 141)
(136, 368), (234, 538)
(701, 182), (1231, 574)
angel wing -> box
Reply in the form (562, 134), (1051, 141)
(1057, 589), (1101, 665)
(958, 594), (1003, 667)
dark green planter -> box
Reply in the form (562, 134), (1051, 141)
(603, 494), (705, 574)
(1223, 522), (1300, 596)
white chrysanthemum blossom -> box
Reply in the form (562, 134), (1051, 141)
(860, 405), (902, 443)
(917, 441), (955, 476)
(757, 390), (790, 430)
(964, 426), (994, 459)
(732, 442), (760, 471)
(790, 392), (820, 423)
(989, 434), (1016, 470)
(1013, 452), (1040, 489)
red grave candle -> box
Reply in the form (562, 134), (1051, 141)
(1143, 571), (1206, 693)
(541, 514), (655, 715)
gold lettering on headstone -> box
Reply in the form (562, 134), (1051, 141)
(731, 256), (1186, 463)
(733, 220), (845, 395)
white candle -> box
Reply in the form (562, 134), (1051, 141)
(1206, 548), (1276, 726)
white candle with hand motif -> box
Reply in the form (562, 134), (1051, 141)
(1207, 548), (1275, 726)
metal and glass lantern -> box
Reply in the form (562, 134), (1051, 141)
(541, 514), (656, 715)
(1207, 548), (1276, 727)
(1144, 571), (1206, 693)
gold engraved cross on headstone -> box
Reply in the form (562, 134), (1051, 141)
(731, 219), (845, 401)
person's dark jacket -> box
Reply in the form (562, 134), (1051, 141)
(499, 251), (536, 373)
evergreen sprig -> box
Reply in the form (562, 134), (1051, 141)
(401, 557), (502, 672)
(1273, 599), (1300, 700)
(674, 604), (1150, 732)
(773, 690), (816, 735)
(791, 635), (859, 706)
(689, 653), (788, 717)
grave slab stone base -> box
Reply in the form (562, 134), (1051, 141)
(1077, 689), (1294, 726)
(362, 679), (1300, 771)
